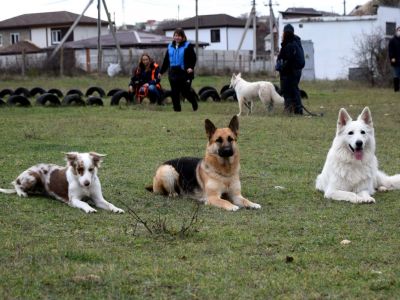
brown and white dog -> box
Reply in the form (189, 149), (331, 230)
(0, 152), (124, 214)
(147, 116), (261, 211)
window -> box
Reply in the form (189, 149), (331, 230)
(51, 30), (62, 44)
(210, 29), (220, 43)
(386, 22), (396, 36)
(11, 33), (19, 44)
(0, 34), (3, 47)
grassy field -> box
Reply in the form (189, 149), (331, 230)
(0, 74), (399, 299)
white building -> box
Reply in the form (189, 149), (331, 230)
(278, 6), (400, 80)
(163, 14), (255, 51)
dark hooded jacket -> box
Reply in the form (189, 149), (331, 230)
(277, 34), (305, 76)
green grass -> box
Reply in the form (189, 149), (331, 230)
(0, 75), (399, 299)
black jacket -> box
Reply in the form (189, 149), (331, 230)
(277, 35), (305, 75)
(388, 35), (400, 67)
(160, 41), (197, 79)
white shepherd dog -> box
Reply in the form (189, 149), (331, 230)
(230, 73), (284, 116)
(316, 107), (400, 203)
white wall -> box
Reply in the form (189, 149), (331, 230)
(29, 25), (108, 48)
(165, 27), (254, 51)
(31, 28), (48, 48)
(279, 6), (400, 80)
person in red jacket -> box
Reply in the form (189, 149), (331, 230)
(129, 53), (162, 104)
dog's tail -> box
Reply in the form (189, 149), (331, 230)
(0, 188), (17, 194)
(377, 171), (400, 190)
(271, 84), (284, 105)
(145, 185), (154, 192)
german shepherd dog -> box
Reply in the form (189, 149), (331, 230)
(146, 116), (261, 211)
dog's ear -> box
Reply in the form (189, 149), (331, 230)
(205, 119), (216, 140)
(337, 108), (352, 130)
(237, 73), (242, 78)
(64, 152), (78, 167)
(358, 106), (373, 126)
(89, 152), (106, 168)
(228, 115), (239, 136)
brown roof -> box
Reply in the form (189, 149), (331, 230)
(62, 30), (209, 49)
(0, 11), (108, 29)
(0, 40), (42, 54)
(162, 14), (251, 31)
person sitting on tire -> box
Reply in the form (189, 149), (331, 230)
(128, 53), (162, 104)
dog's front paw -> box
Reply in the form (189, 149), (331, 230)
(112, 207), (125, 214)
(227, 205), (240, 211)
(357, 196), (375, 204)
(249, 202), (261, 209)
(85, 207), (97, 213)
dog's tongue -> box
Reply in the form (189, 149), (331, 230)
(354, 149), (363, 160)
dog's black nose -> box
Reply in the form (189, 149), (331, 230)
(84, 180), (90, 186)
(218, 147), (234, 157)
(356, 140), (363, 149)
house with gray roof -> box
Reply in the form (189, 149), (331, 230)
(0, 11), (109, 49)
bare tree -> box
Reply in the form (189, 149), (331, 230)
(353, 29), (391, 86)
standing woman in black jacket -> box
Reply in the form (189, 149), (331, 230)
(159, 28), (198, 112)
(276, 24), (305, 115)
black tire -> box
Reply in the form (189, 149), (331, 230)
(110, 90), (131, 105)
(220, 84), (230, 95)
(30, 87), (46, 97)
(85, 86), (105, 97)
(220, 88), (237, 101)
(86, 96), (104, 106)
(62, 94), (86, 106)
(66, 89), (83, 96)
(107, 88), (123, 97)
(14, 87), (30, 97)
(0, 99), (5, 106)
(198, 86), (217, 96)
(200, 89), (221, 102)
(300, 89), (308, 99)
(48, 88), (64, 97)
(7, 95), (31, 106)
(0, 88), (14, 98)
(36, 93), (61, 106)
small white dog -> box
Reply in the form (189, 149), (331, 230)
(0, 152), (124, 213)
(230, 73), (284, 116)
(316, 107), (400, 203)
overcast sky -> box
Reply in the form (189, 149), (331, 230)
(0, 0), (364, 25)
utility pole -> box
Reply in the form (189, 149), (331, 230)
(97, 0), (102, 74)
(252, 0), (256, 61)
(266, 0), (275, 73)
(343, 0), (346, 15)
(195, 0), (199, 57)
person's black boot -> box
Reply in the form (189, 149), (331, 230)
(394, 77), (399, 92)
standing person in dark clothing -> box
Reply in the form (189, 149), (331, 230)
(276, 24), (305, 115)
(388, 26), (400, 92)
(159, 28), (198, 112)
(129, 53), (162, 104)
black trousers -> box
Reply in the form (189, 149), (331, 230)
(168, 68), (197, 112)
(280, 69), (303, 114)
